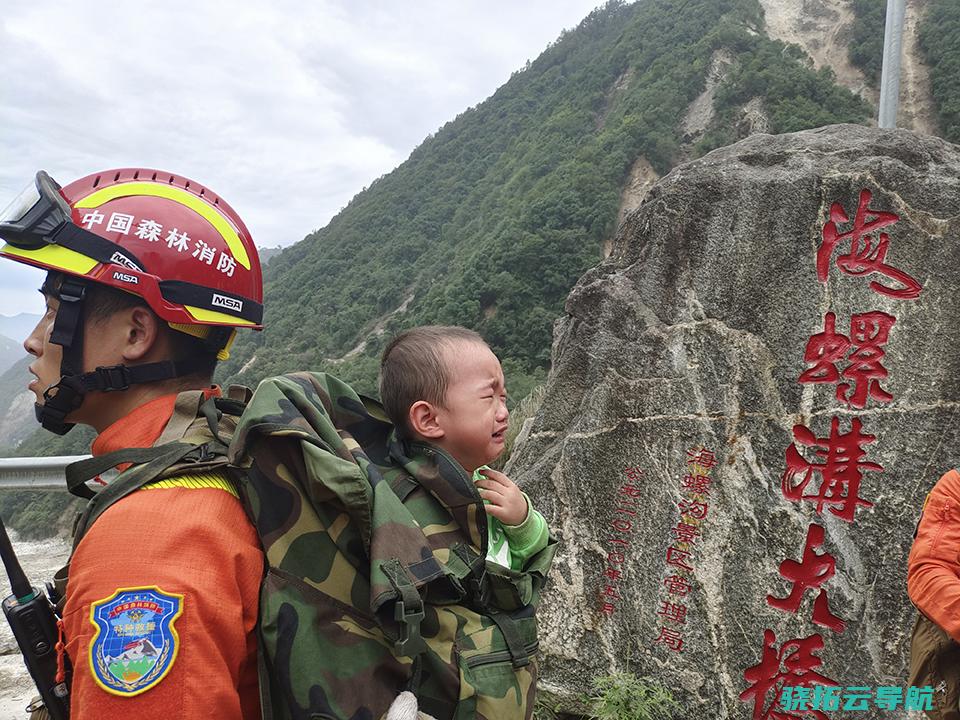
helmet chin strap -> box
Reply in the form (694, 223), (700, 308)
(36, 276), (213, 436)
(36, 278), (88, 435)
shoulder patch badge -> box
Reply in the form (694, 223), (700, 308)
(89, 586), (183, 696)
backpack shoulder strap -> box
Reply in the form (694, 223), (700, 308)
(156, 389), (209, 444)
(66, 388), (248, 547)
(69, 441), (214, 547)
(65, 446), (179, 499)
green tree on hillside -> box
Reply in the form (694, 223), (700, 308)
(920, 0), (960, 142)
(849, 0), (886, 88)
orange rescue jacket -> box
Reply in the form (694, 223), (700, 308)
(907, 468), (960, 642)
(63, 391), (262, 719)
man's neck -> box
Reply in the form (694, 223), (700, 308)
(89, 385), (219, 457)
(86, 385), (180, 434)
(89, 392), (181, 457)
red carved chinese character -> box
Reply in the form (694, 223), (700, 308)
(740, 629), (837, 720)
(678, 499), (709, 520)
(607, 551), (625, 565)
(657, 600), (687, 624)
(599, 602), (616, 616)
(604, 568), (623, 582)
(620, 484), (642, 498)
(600, 585), (620, 600)
(799, 312), (896, 408)
(671, 522), (700, 545)
(653, 626), (684, 652)
(664, 574), (692, 596)
(681, 472), (712, 495)
(687, 447), (718, 470)
(799, 312), (850, 385)
(666, 546), (693, 571)
(837, 311), (895, 408)
(818, 189), (921, 299)
(782, 417), (879, 522)
(766, 524), (846, 633)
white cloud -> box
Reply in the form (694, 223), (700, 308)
(0, 0), (603, 315)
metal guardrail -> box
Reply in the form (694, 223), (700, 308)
(0, 456), (91, 489)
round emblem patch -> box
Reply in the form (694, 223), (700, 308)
(88, 586), (183, 696)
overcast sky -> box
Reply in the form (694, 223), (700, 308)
(1, 0), (602, 320)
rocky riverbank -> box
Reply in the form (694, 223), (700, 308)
(0, 534), (70, 720)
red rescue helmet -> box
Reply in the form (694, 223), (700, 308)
(0, 168), (264, 434)
(1, 168), (263, 337)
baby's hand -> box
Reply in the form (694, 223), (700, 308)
(475, 468), (528, 526)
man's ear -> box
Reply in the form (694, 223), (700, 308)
(409, 400), (444, 439)
(120, 306), (164, 362)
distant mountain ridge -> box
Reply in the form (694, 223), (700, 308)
(761, 0), (939, 135)
(0, 335), (25, 377)
(0, 357), (37, 451)
(0, 316), (38, 421)
(0, 314), (40, 345)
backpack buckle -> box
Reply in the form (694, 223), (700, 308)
(185, 443), (221, 464)
(467, 568), (492, 610)
(393, 596), (425, 655)
(381, 558), (426, 655)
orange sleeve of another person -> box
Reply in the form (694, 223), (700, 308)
(63, 483), (263, 720)
(907, 469), (960, 642)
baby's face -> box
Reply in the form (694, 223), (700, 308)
(432, 341), (509, 473)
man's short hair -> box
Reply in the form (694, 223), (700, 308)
(379, 325), (486, 437)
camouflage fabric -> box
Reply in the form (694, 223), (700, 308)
(373, 434), (555, 719)
(63, 373), (557, 720)
(230, 372), (558, 720)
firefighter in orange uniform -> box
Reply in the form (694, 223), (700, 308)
(0, 169), (264, 718)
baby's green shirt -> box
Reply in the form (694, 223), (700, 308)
(473, 466), (550, 571)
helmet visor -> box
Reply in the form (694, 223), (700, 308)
(0, 180), (41, 225)
(0, 171), (72, 249)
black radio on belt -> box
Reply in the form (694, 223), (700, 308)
(1, 514), (70, 720)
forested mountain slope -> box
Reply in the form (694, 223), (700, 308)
(919, 0), (960, 142)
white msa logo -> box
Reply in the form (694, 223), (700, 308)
(110, 252), (141, 271)
(112, 271), (139, 285)
(211, 294), (243, 313)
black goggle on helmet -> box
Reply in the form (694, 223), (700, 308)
(0, 171), (145, 271)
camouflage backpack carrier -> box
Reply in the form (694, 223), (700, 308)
(229, 371), (557, 720)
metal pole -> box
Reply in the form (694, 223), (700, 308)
(0, 455), (93, 489)
(878, 0), (907, 129)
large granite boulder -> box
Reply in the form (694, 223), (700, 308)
(509, 124), (960, 719)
